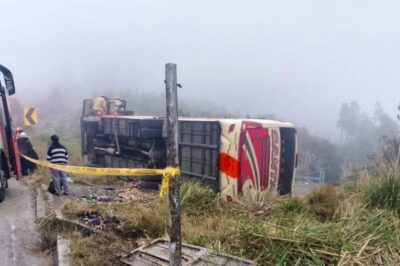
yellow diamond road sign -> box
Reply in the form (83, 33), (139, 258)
(23, 107), (38, 126)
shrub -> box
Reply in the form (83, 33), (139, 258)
(307, 186), (344, 221)
(364, 166), (400, 214)
(233, 191), (277, 218)
(180, 181), (217, 214)
(280, 196), (308, 214)
(133, 199), (169, 238)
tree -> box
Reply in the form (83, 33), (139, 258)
(297, 127), (341, 184)
(337, 101), (399, 165)
(337, 101), (361, 141)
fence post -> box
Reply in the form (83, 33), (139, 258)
(165, 63), (182, 265)
(319, 169), (325, 184)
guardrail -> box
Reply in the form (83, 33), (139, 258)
(296, 169), (325, 184)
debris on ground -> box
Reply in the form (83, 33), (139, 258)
(82, 195), (99, 203)
(68, 181), (156, 204)
(117, 182), (155, 203)
(79, 210), (123, 230)
(80, 210), (103, 229)
(82, 195), (115, 203)
(97, 196), (113, 203)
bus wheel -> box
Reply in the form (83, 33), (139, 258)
(0, 171), (6, 202)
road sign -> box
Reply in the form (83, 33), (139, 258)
(23, 107), (38, 126)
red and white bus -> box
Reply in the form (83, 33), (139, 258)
(81, 99), (297, 199)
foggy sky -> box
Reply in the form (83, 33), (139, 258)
(1, 0), (400, 139)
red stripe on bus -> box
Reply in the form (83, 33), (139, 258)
(219, 153), (240, 178)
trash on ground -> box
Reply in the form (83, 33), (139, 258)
(118, 182), (155, 203)
(80, 210), (103, 229)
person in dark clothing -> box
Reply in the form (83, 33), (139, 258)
(47, 135), (70, 196)
(17, 132), (38, 176)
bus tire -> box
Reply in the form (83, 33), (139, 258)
(0, 189), (5, 202)
(0, 171), (6, 202)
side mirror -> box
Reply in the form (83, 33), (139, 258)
(0, 65), (15, 95)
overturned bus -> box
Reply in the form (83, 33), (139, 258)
(81, 99), (297, 199)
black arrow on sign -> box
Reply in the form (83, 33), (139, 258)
(25, 108), (36, 125)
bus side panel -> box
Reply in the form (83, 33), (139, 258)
(218, 121), (241, 200)
(238, 127), (270, 193)
(269, 128), (281, 190)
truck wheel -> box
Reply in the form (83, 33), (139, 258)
(0, 171), (6, 203)
(0, 188), (5, 202)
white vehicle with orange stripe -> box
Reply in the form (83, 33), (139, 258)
(215, 119), (297, 200)
(81, 100), (297, 199)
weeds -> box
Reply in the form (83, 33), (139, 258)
(364, 165), (400, 214)
(233, 191), (277, 218)
(57, 180), (400, 265)
(307, 185), (344, 221)
(63, 199), (168, 238)
(180, 180), (217, 215)
(279, 196), (308, 214)
(69, 231), (137, 266)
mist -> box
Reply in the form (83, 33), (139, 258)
(1, 0), (400, 140)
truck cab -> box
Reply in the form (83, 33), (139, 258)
(0, 65), (19, 202)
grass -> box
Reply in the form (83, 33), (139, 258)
(307, 185), (345, 221)
(190, 194), (400, 265)
(279, 196), (309, 214)
(27, 133), (400, 265)
(363, 164), (400, 214)
(69, 231), (138, 266)
(179, 180), (217, 215)
(18, 131), (399, 265)
(56, 179), (400, 265)
(55, 200), (160, 266)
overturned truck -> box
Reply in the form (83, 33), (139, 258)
(81, 99), (297, 199)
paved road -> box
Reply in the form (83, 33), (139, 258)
(0, 178), (48, 266)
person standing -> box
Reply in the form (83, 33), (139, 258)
(92, 96), (108, 115)
(17, 132), (38, 176)
(16, 127), (24, 138)
(47, 135), (70, 196)
(113, 98), (125, 114)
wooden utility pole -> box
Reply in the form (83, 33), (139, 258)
(165, 63), (182, 265)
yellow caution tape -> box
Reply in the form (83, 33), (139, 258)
(21, 154), (180, 198)
(159, 167), (181, 198)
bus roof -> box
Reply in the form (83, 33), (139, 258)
(100, 115), (295, 128)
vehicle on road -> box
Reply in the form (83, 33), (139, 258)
(81, 99), (297, 199)
(0, 65), (19, 202)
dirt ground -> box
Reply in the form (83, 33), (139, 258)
(51, 178), (317, 208)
